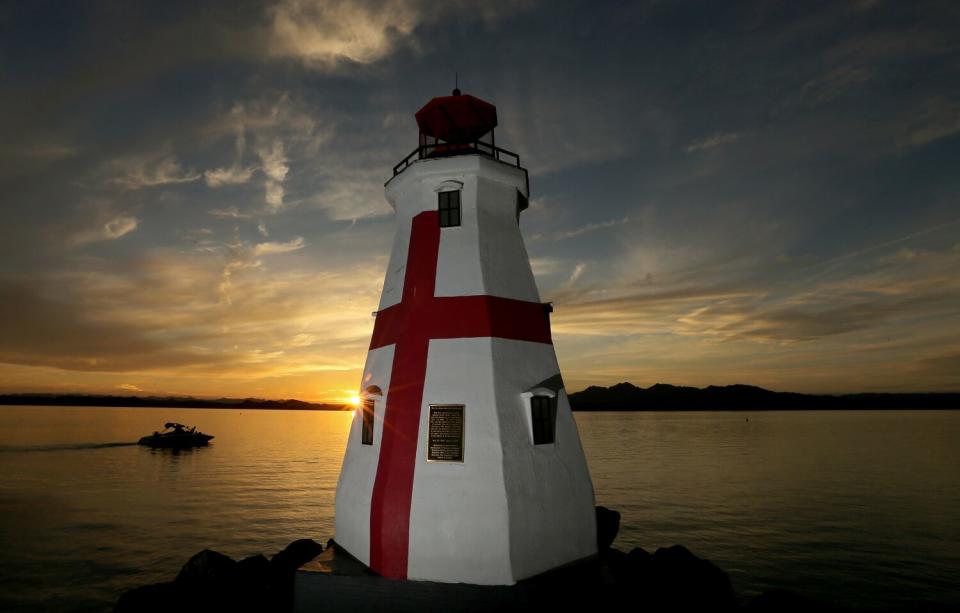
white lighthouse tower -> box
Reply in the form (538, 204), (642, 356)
(334, 89), (597, 585)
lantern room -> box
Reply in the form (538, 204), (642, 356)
(392, 89), (523, 178)
(417, 88), (497, 152)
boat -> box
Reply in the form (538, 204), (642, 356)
(138, 422), (214, 449)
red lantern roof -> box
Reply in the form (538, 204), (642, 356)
(415, 89), (498, 144)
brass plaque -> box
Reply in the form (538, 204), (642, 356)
(427, 405), (464, 462)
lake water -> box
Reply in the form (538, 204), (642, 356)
(0, 407), (957, 612)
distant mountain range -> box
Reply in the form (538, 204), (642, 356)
(567, 382), (960, 411)
(1, 384), (958, 411)
(0, 394), (348, 411)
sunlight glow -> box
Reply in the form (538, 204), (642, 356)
(347, 394), (362, 408)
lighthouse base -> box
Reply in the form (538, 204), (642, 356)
(294, 542), (602, 613)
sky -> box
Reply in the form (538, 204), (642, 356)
(1, 0), (959, 402)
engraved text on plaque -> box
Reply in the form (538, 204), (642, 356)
(427, 405), (464, 462)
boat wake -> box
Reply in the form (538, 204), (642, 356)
(0, 442), (138, 453)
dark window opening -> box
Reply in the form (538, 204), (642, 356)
(531, 395), (556, 445)
(438, 190), (461, 227)
(361, 398), (375, 445)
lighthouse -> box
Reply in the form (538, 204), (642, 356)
(333, 89), (597, 585)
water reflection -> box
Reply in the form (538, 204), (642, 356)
(0, 407), (956, 612)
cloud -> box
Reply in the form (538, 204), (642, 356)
(549, 243), (960, 346)
(104, 216), (139, 239)
(258, 139), (289, 182)
(265, 181), (285, 211)
(257, 220), (269, 237)
(900, 97), (960, 148)
(0, 279), (223, 372)
(219, 236), (307, 305)
(797, 64), (875, 105)
(18, 144), (79, 160)
(204, 165), (256, 186)
(306, 171), (393, 221)
(685, 132), (743, 153)
(0, 232), (381, 386)
(267, 0), (421, 65)
(290, 333), (317, 347)
(107, 154), (201, 190)
(252, 237), (305, 256)
(116, 383), (143, 392)
(258, 139), (289, 212)
(208, 206), (253, 219)
(543, 217), (631, 241)
(563, 263), (586, 289)
(71, 215), (140, 245)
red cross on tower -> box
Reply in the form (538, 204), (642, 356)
(367, 210), (553, 579)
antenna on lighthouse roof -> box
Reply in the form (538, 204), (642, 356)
(453, 72), (461, 96)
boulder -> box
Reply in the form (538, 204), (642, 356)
(647, 545), (737, 611)
(268, 538), (325, 610)
(599, 546), (629, 585)
(270, 538), (324, 574)
(595, 506), (620, 550)
(175, 548), (237, 584)
(236, 553), (270, 584)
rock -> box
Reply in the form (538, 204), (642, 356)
(595, 506), (620, 550)
(626, 546), (652, 567)
(599, 547), (629, 584)
(236, 553), (270, 584)
(645, 545), (737, 611)
(270, 538), (324, 574)
(175, 548), (237, 584)
(268, 538), (325, 610)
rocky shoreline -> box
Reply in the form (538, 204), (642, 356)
(115, 507), (840, 612)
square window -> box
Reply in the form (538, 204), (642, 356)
(438, 190), (461, 228)
(531, 395), (556, 445)
(361, 398), (375, 445)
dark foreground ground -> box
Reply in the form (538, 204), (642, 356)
(115, 507), (883, 613)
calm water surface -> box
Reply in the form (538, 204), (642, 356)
(0, 407), (957, 611)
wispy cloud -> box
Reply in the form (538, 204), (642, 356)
(258, 139), (289, 212)
(252, 237), (305, 256)
(107, 154), (201, 190)
(18, 144), (79, 160)
(208, 207), (252, 219)
(70, 215), (140, 245)
(204, 165), (256, 186)
(553, 217), (631, 241)
(563, 262), (586, 289)
(219, 236), (307, 305)
(899, 97), (960, 148)
(551, 243), (960, 347)
(685, 132), (743, 153)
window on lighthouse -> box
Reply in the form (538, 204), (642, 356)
(361, 398), (375, 445)
(530, 395), (556, 445)
(438, 190), (461, 227)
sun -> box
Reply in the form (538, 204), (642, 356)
(347, 394), (362, 408)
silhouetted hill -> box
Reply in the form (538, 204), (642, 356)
(0, 394), (349, 411)
(2, 385), (957, 412)
(568, 382), (960, 411)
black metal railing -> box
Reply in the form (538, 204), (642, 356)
(392, 141), (524, 177)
